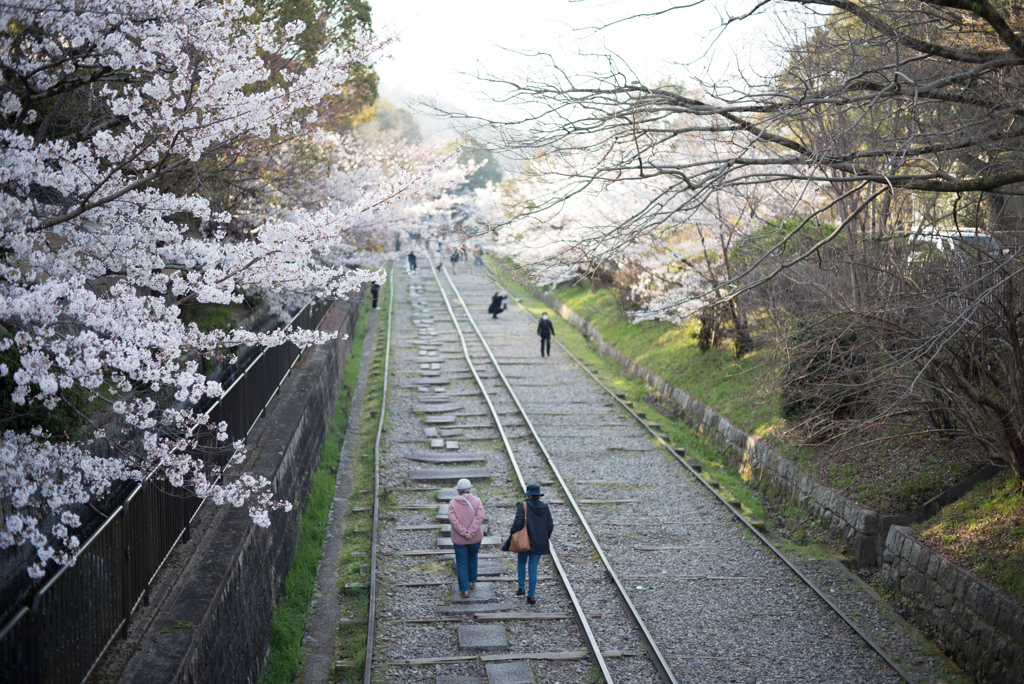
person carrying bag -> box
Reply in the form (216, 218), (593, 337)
(502, 484), (554, 604)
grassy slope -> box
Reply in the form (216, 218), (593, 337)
(262, 290), (374, 684)
(551, 283), (783, 437)
(916, 470), (1024, 606)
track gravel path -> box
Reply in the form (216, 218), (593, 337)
(434, 265), (904, 683)
(367, 254), (914, 683)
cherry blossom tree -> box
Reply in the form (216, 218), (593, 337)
(0, 0), (456, 577)
(483, 123), (821, 355)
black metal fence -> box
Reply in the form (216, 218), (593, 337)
(0, 298), (333, 684)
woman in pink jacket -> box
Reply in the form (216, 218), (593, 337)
(448, 478), (485, 597)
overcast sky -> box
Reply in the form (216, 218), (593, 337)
(369, 0), (777, 123)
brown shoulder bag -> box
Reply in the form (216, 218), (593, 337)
(508, 503), (531, 553)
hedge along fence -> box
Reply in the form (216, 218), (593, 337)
(882, 525), (1024, 683)
(511, 275), (1002, 566)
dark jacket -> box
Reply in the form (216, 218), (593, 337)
(537, 318), (555, 338)
(488, 295), (507, 315)
(504, 499), (554, 555)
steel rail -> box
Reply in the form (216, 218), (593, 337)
(426, 261), (615, 684)
(497, 280), (915, 683)
(363, 265), (394, 684)
(437, 267), (677, 684)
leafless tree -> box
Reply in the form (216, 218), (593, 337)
(458, 0), (1024, 487)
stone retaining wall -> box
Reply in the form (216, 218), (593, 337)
(116, 297), (360, 684)
(881, 525), (1024, 683)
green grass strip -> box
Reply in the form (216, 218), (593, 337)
(917, 470), (1024, 605)
(262, 293), (373, 684)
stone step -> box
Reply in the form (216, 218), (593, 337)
(407, 454), (483, 465)
(414, 404), (464, 414)
(410, 468), (492, 484)
(484, 662), (534, 684)
(418, 395), (453, 403)
(413, 378), (450, 385)
(450, 581), (496, 603)
(437, 536), (501, 548)
(435, 488), (468, 501)
(473, 612), (569, 620)
(435, 601), (514, 615)
(425, 415), (457, 424)
(471, 559), (507, 575)
(457, 625), (508, 652)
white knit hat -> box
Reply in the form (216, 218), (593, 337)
(455, 478), (472, 492)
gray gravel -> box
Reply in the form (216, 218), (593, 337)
(366, 258), (959, 684)
(373, 259), (659, 683)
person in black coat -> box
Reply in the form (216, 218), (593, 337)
(537, 313), (555, 357)
(488, 292), (507, 319)
(502, 483), (554, 604)
(370, 281), (380, 309)
(407, 252), (417, 272)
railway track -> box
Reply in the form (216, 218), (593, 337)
(361, 251), (908, 683)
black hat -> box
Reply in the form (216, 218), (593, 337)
(523, 484), (544, 498)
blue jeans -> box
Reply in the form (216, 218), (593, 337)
(453, 541), (481, 592)
(474, 256), (483, 267)
(517, 552), (541, 597)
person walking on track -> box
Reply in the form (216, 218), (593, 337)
(448, 479), (485, 598)
(537, 312), (555, 357)
(503, 484), (554, 604)
(488, 291), (507, 319)
(449, 249), (460, 273)
(407, 252), (417, 272)
(370, 282), (380, 309)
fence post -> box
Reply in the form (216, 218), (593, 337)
(182, 494), (191, 544)
(121, 510), (131, 639)
(28, 593), (42, 684)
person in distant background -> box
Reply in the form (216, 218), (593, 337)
(407, 252), (417, 272)
(473, 245), (484, 268)
(488, 292), (507, 319)
(370, 282), (380, 309)
(537, 313), (555, 357)
(395, 235), (401, 251)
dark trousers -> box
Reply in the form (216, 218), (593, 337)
(540, 335), (551, 357)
